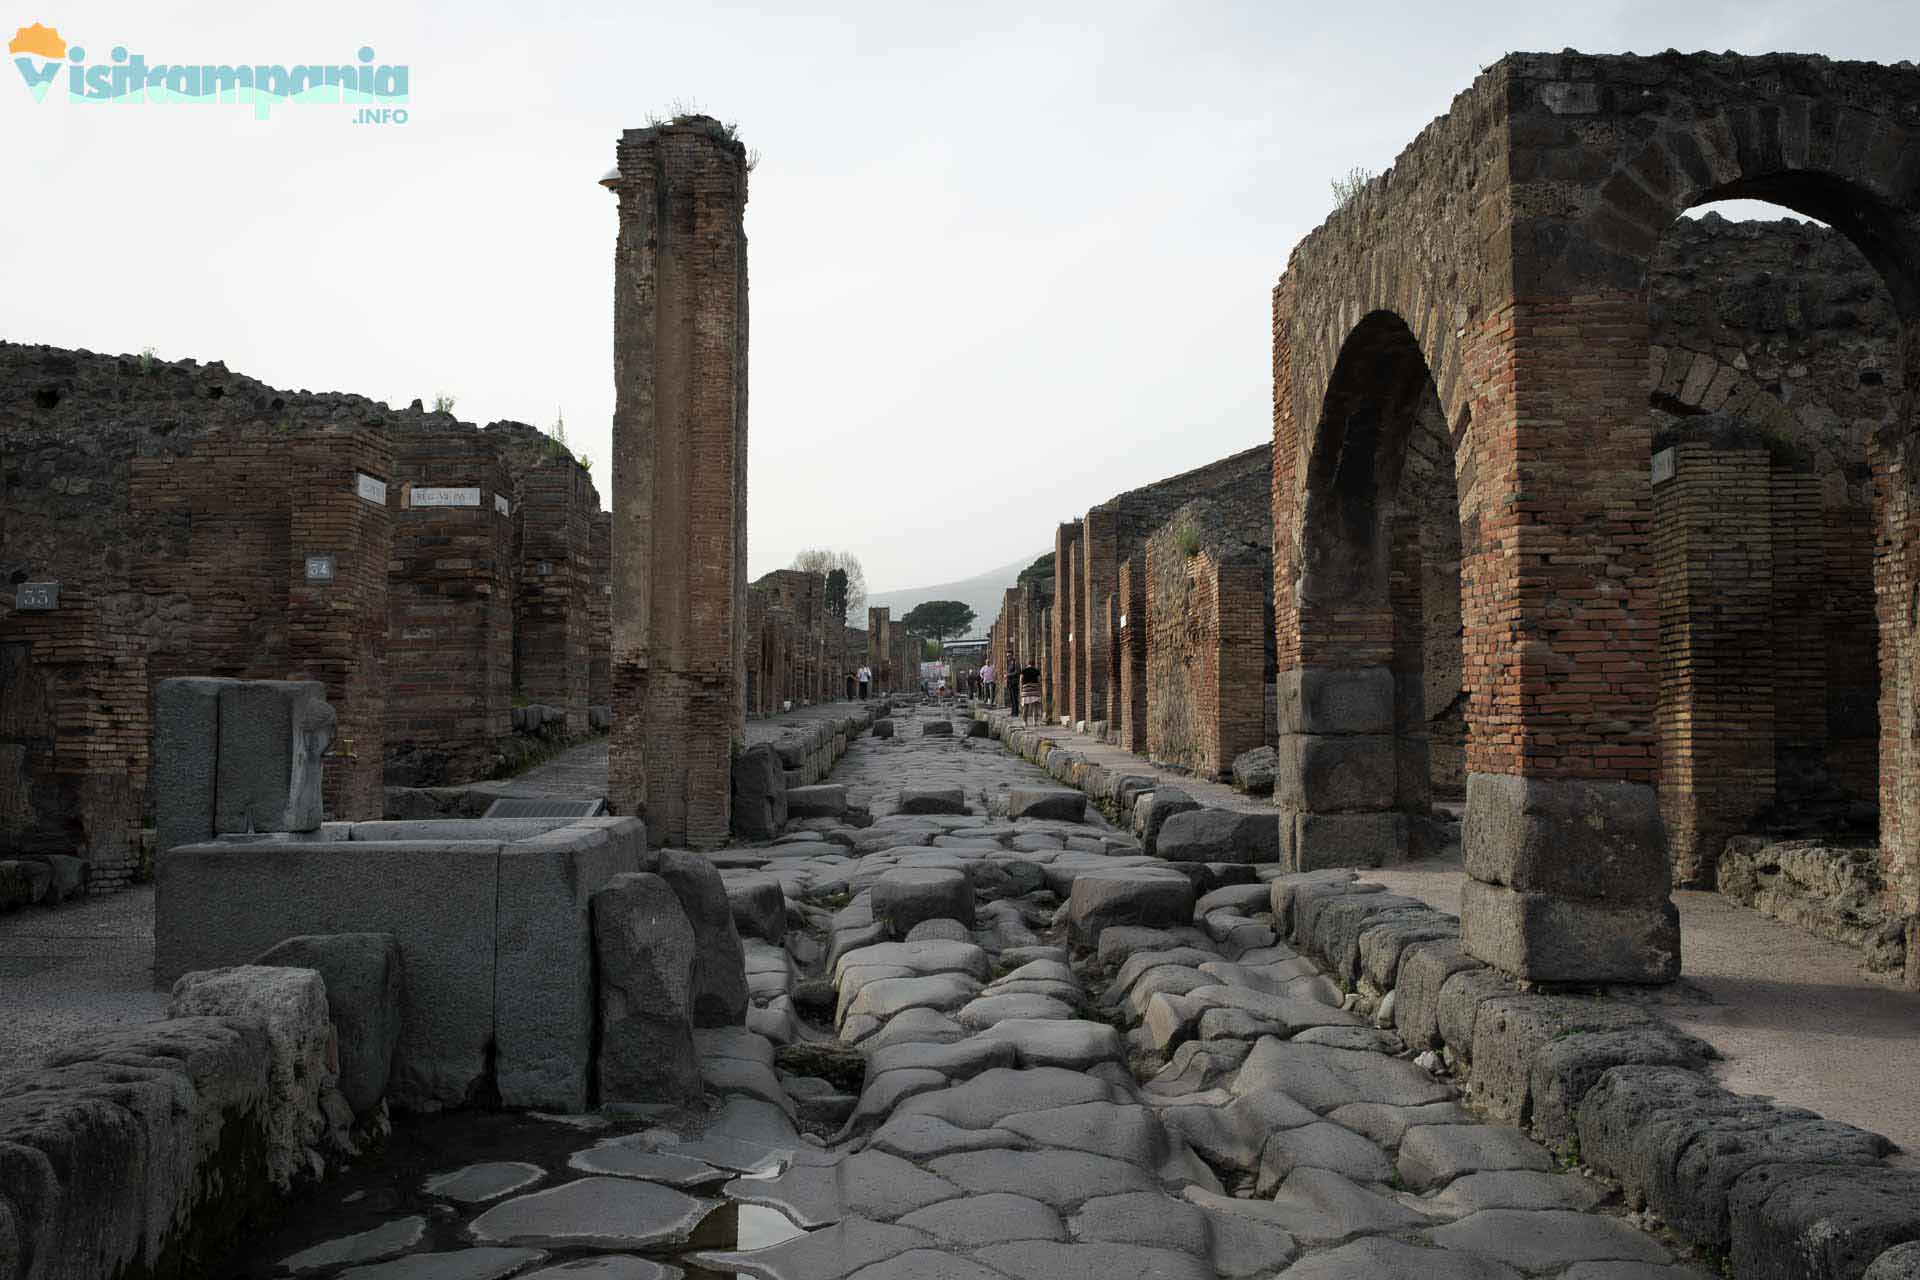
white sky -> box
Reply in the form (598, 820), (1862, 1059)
(4, 1), (1913, 591)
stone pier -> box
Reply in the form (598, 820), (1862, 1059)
(604, 117), (751, 848)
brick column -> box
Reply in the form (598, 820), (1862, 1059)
(588, 511), (612, 709)
(1653, 440), (1777, 885)
(1873, 327), (1920, 920)
(1116, 555), (1148, 753)
(1455, 296), (1676, 983)
(1051, 522), (1081, 725)
(1082, 508), (1116, 726)
(605, 117), (749, 849)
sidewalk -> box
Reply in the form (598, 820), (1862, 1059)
(986, 713), (1920, 1158)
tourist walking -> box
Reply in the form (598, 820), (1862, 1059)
(1020, 661), (1043, 724)
(980, 661), (996, 704)
(857, 664), (872, 700)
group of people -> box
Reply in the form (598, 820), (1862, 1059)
(856, 655), (1043, 721)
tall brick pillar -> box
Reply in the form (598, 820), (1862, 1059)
(1052, 522), (1082, 725)
(1082, 508), (1116, 728)
(1652, 439), (1777, 885)
(868, 607), (891, 692)
(604, 118), (749, 849)
(1116, 555), (1148, 753)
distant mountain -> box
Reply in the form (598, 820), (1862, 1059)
(866, 553), (1041, 641)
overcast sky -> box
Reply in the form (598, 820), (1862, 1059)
(5, 1), (1914, 591)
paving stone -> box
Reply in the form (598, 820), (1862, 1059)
(957, 991), (1077, 1028)
(1232, 1037), (1455, 1112)
(1189, 1169), (1428, 1250)
(1257, 1121), (1395, 1191)
(566, 1143), (728, 1188)
(842, 1068), (950, 1133)
(692, 1217), (930, 1280)
(976, 1018), (1125, 1071)
(836, 940), (992, 985)
(862, 1007), (967, 1049)
(1068, 1191), (1208, 1254)
(726, 873), (788, 944)
(423, 1162), (548, 1204)
(727, 1149), (959, 1227)
(974, 1240), (1214, 1280)
(466, 1179), (716, 1251)
(900, 1067), (1119, 1131)
(1324, 1101), (1471, 1149)
(925, 1149), (1159, 1208)
(905, 918), (973, 943)
(841, 1250), (1006, 1280)
(867, 1114), (1026, 1162)
(520, 1260), (679, 1280)
(1276, 1236), (1523, 1279)
(840, 973), (982, 1029)
(868, 1035), (1018, 1079)
(1109, 947), (1219, 1000)
(1185, 1199), (1301, 1276)
(1070, 869), (1198, 948)
(1292, 1025), (1403, 1053)
(873, 867), (975, 938)
(335, 1249), (551, 1280)
(279, 1218), (429, 1276)
(1144, 1038), (1254, 1096)
(1433, 1209), (1671, 1271)
(896, 1192), (1066, 1245)
(1422, 1170), (1610, 1216)
(1397, 1124), (1554, 1191)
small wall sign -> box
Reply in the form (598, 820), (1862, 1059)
(1651, 448), (1677, 486)
(16, 581), (58, 610)
(495, 493), (511, 516)
(411, 486), (482, 508)
(355, 473), (388, 505)
(305, 555), (336, 583)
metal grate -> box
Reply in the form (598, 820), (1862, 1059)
(481, 796), (608, 820)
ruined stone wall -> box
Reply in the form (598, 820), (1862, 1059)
(745, 568), (855, 713)
(512, 460), (597, 736)
(385, 427), (515, 788)
(1, 343), (613, 885)
(589, 512), (612, 708)
(1143, 496), (1272, 779)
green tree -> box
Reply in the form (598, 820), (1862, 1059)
(902, 599), (976, 647)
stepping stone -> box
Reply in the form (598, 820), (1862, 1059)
(1157, 809), (1280, 864)
(787, 785), (848, 819)
(1069, 869), (1196, 948)
(567, 1142), (728, 1187)
(1276, 1236), (1523, 1279)
(337, 1250), (548, 1280)
(279, 1218), (428, 1275)
(899, 786), (966, 814)
(922, 720), (955, 737)
(873, 867), (975, 937)
(896, 1192), (1066, 1245)
(467, 1179), (716, 1251)
(1008, 788), (1087, 822)
(906, 918), (972, 943)
(974, 1240), (1213, 1280)
(726, 873), (787, 944)
(1432, 1209), (1671, 1271)
(1397, 1124), (1554, 1191)
(423, 1163), (547, 1204)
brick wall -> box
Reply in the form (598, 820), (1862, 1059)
(385, 427), (515, 787)
(589, 511), (612, 708)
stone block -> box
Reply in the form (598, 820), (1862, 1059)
(1284, 810), (1407, 871)
(730, 743), (787, 841)
(726, 872), (787, 944)
(965, 719), (991, 739)
(1008, 788), (1086, 823)
(253, 932), (403, 1115)
(214, 680), (335, 835)
(1137, 787), (1201, 856)
(786, 785), (848, 820)
(4, 1017), (277, 1280)
(872, 719), (895, 739)
(157, 839), (499, 1109)
(1464, 773), (1671, 903)
(167, 965), (335, 1188)
(1461, 879), (1681, 984)
(656, 849), (749, 1028)
(922, 719), (954, 737)
(591, 872), (700, 1106)
(1728, 1164), (1920, 1280)
(1273, 734), (1396, 813)
(1465, 993), (1658, 1128)
(1274, 667), (1394, 735)
(1392, 939), (1484, 1052)
(898, 787), (966, 815)
(874, 867), (976, 938)
(1231, 747), (1277, 796)
(154, 677), (224, 852)
(1069, 869), (1196, 949)
(1156, 809), (1281, 864)
(495, 822), (641, 1108)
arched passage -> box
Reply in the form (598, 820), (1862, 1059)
(1279, 311), (1460, 866)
